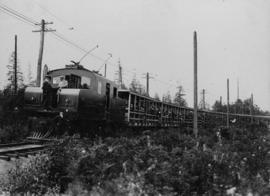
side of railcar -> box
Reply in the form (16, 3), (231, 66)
(160, 102), (191, 127)
(118, 90), (195, 128)
(118, 90), (162, 127)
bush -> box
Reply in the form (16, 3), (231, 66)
(0, 90), (29, 143)
(0, 154), (60, 195)
(1, 125), (269, 195)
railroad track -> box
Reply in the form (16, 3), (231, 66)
(0, 140), (55, 161)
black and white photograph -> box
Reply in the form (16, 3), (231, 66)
(0, 0), (269, 195)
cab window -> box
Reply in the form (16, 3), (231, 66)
(52, 76), (64, 85)
(81, 77), (91, 89)
(66, 74), (81, 88)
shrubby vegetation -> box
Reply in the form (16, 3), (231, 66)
(1, 124), (269, 195)
(0, 88), (29, 144)
(0, 154), (60, 195)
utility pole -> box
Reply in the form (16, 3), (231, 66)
(237, 78), (239, 100)
(104, 64), (107, 77)
(220, 96), (222, 105)
(250, 93), (254, 123)
(43, 64), (48, 81)
(118, 59), (123, 88)
(103, 53), (112, 78)
(202, 89), (205, 110)
(193, 31), (198, 137)
(14, 35), (17, 94)
(142, 72), (153, 96)
(33, 19), (55, 87)
(146, 72), (149, 96)
(227, 78), (230, 128)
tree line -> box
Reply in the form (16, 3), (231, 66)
(212, 98), (269, 115)
(128, 76), (188, 107)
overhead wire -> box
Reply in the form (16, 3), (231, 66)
(32, 0), (72, 28)
(0, 8), (34, 27)
(0, 2), (182, 93)
(0, 2), (176, 89)
(0, 3), (37, 24)
(0, 4), (37, 26)
(51, 32), (87, 53)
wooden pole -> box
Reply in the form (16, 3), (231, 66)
(14, 35), (17, 94)
(237, 78), (239, 100)
(227, 78), (230, 128)
(104, 63), (107, 77)
(193, 31), (198, 137)
(202, 89), (205, 109)
(118, 59), (123, 88)
(103, 53), (112, 78)
(146, 72), (149, 96)
(250, 93), (254, 123)
(220, 96), (222, 105)
(36, 19), (45, 87)
(33, 19), (55, 87)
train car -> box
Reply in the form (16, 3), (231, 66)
(118, 89), (194, 128)
(24, 63), (126, 135)
(118, 89), (270, 129)
(24, 63), (270, 136)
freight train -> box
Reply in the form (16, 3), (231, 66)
(24, 63), (270, 136)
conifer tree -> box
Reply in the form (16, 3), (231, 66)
(5, 52), (24, 94)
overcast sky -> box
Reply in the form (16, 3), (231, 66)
(0, 0), (269, 111)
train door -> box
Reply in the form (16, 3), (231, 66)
(106, 83), (110, 110)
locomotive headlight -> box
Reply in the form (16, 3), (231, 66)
(31, 96), (35, 101)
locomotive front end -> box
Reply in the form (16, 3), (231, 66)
(57, 89), (80, 113)
(24, 87), (80, 117)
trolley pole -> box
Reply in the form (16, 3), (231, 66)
(227, 78), (230, 128)
(193, 31), (198, 137)
(33, 19), (55, 87)
(14, 35), (17, 94)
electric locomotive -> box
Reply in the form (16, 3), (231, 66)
(24, 63), (126, 135)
